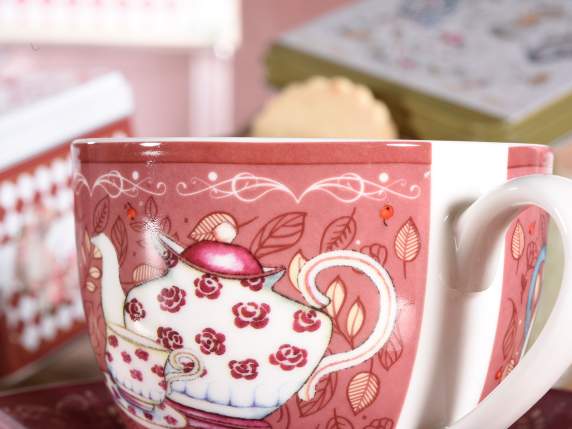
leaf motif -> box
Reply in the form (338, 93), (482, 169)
(81, 229), (91, 266)
(502, 299), (518, 359)
(92, 246), (102, 259)
(250, 212), (306, 259)
(394, 217), (421, 262)
(320, 209), (357, 253)
(264, 403), (290, 429)
(86, 281), (97, 293)
(378, 325), (403, 371)
(326, 415), (354, 429)
(288, 251), (307, 291)
(526, 241), (538, 270)
(360, 243), (388, 266)
(111, 216), (128, 266)
(394, 217), (421, 278)
(511, 221), (525, 261)
(189, 212), (237, 242)
(92, 195), (110, 234)
(346, 298), (365, 338)
(364, 418), (394, 429)
(89, 266), (101, 279)
(132, 264), (164, 283)
(347, 372), (379, 415)
(296, 371), (337, 417)
(160, 216), (172, 234)
(145, 196), (158, 219)
(325, 276), (347, 319)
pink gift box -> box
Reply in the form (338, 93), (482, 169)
(0, 70), (133, 383)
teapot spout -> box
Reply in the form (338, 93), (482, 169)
(91, 233), (126, 326)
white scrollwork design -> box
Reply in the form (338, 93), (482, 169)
(73, 171), (166, 198)
(176, 172), (421, 203)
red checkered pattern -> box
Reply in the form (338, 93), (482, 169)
(0, 155), (73, 244)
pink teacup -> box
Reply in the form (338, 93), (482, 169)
(73, 138), (572, 429)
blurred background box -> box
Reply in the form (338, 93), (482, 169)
(0, 68), (133, 385)
(0, 0), (241, 137)
(266, 0), (572, 144)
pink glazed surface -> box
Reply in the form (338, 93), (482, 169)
(72, 140), (549, 429)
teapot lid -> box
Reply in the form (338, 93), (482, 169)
(180, 241), (263, 277)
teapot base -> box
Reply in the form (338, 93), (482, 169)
(167, 394), (273, 428)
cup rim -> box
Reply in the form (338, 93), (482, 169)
(72, 138), (550, 166)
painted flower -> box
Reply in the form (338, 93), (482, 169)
(269, 344), (308, 371)
(135, 348), (149, 361)
(195, 328), (226, 355)
(194, 273), (223, 299)
(228, 358), (259, 380)
(181, 360), (196, 374)
(125, 298), (146, 321)
(293, 309), (322, 333)
(232, 302), (271, 329)
(240, 277), (264, 292)
(164, 250), (178, 268)
(144, 412), (153, 421)
(157, 326), (183, 350)
(121, 351), (132, 363)
(130, 369), (143, 381)
(157, 285), (187, 313)
(151, 364), (165, 377)
(108, 335), (118, 348)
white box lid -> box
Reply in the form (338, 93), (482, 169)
(0, 70), (133, 172)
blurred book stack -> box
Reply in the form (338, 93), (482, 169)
(0, 69), (133, 384)
(266, 0), (572, 144)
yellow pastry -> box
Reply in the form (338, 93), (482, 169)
(252, 76), (397, 139)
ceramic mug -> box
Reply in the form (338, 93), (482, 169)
(72, 138), (572, 429)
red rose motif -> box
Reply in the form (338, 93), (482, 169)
(293, 309), (322, 333)
(125, 298), (146, 321)
(240, 277), (264, 292)
(128, 405), (136, 415)
(144, 412), (153, 421)
(157, 286), (187, 313)
(157, 326), (183, 350)
(229, 359), (259, 380)
(130, 369), (143, 381)
(195, 328), (226, 355)
(181, 361), (196, 373)
(121, 351), (132, 363)
(232, 302), (271, 329)
(159, 380), (167, 391)
(269, 344), (308, 371)
(151, 364), (165, 377)
(163, 249), (178, 268)
(108, 335), (118, 348)
(135, 348), (149, 361)
(165, 416), (177, 425)
(193, 273), (223, 299)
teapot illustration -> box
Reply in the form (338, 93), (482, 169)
(93, 230), (397, 427)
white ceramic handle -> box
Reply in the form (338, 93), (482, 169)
(296, 250), (397, 401)
(449, 175), (572, 429)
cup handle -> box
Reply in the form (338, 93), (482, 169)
(296, 250), (398, 401)
(448, 175), (572, 428)
(165, 349), (204, 384)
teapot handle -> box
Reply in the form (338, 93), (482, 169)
(296, 250), (398, 401)
(165, 349), (204, 385)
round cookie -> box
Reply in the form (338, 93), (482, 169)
(252, 76), (397, 139)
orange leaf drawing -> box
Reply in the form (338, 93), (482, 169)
(189, 212), (237, 242)
(347, 372), (379, 415)
(394, 217), (421, 278)
(325, 276), (347, 319)
(132, 264), (164, 283)
(511, 221), (525, 272)
(288, 251), (307, 291)
(346, 298), (365, 339)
